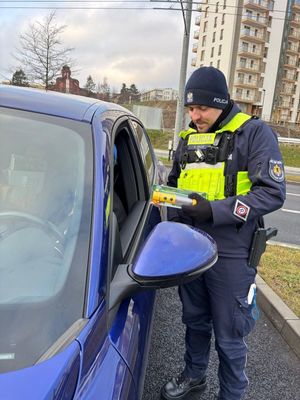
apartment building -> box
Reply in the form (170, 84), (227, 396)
(192, 0), (300, 123)
(272, 0), (300, 123)
(140, 88), (178, 102)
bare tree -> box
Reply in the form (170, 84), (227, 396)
(97, 77), (110, 101)
(14, 12), (75, 89)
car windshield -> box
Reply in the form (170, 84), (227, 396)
(0, 108), (93, 373)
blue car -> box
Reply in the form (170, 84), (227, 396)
(0, 86), (217, 399)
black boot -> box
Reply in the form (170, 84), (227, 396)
(161, 372), (207, 400)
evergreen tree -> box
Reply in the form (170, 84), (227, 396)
(84, 75), (96, 96)
(129, 83), (140, 102)
(118, 83), (140, 103)
(11, 69), (29, 87)
(119, 83), (130, 103)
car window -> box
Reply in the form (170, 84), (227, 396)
(110, 119), (152, 273)
(129, 119), (155, 190)
(0, 108), (93, 372)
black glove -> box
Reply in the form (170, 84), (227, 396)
(181, 193), (212, 223)
(167, 206), (181, 222)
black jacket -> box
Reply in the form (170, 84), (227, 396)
(167, 104), (286, 258)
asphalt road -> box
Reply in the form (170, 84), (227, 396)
(264, 182), (300, 246)
(142, 287), (300, 400)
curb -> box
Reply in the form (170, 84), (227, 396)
(268, 240), (300, 249)
(285, 166), (300, 176)
(256, 274), (300, 359)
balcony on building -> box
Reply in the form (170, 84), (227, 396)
(238, 44), (263, 58)
(290, 13), (300, 27)
(277, 100), (292, 109)
(243, 0), (270, 11)
(191, 57), (197, 67)
(234, 77), (260, 87)
(240, 28), (267, 43)
(195, 16), (201, 26)
(242, 12), (269, 27)
(236, 60), (262, 73)
(234, 91), (260, 103)
(286, 42), (299, 54)
(280, 86), (296, 95)
(192, 43), (199, 53)
(288, 28), (300, 41)
(282, 71), (297, 82)
(194, 30), (200, 40)
(283, 57), (298, 69)
(277, 113), (290, 122)
(196, 4), (202, 12)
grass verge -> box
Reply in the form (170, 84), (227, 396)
(259, 245), (300, 318)
(279, 144), (300, 168)
(158, 157), (172, 168)
(285, 174), (300, 184)
(147, 129), (172, 149)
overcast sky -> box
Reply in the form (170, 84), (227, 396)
(0, 1), (197, 92)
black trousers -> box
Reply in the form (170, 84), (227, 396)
(179, 257), (256, 400)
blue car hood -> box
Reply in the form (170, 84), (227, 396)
(0, 341), (80, 400)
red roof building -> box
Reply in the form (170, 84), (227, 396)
(50, 66), (81, 95)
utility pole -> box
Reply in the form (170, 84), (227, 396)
(173, 0), (193, 150)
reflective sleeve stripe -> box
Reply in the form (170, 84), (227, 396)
(236, 171), (252, 196)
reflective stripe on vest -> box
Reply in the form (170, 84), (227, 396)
(177, 112), (252, 200)
(179, 127), (197, 139)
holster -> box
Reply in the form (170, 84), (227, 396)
(248, 227), (278, 268)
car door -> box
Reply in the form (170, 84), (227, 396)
(70, 111), (140, 400)
(107, 116), (160, 398)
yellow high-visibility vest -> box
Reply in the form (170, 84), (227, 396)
(177, 113), (252, 201)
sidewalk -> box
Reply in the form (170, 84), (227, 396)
(256, 274), (300, 359)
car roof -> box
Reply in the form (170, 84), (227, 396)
(0, 85), (129, 122)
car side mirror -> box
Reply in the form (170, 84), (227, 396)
(109, 222), (217, 314)
(130, 221), (217, 286)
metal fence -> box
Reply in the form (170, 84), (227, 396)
(278, 137), (300, 144)
(132, 105), (163, 130)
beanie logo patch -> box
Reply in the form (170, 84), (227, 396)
(187, 92), (193, 103)
(213, 97), (228, 105)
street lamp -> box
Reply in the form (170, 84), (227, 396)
(262, 89), (266, 107)
(173, 0), (193, 149)
(261, 89), (266, 119)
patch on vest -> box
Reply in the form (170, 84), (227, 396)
(187, 133), (216, 145)
(269, 159), (284, 182)
(233, 199), (250, 221)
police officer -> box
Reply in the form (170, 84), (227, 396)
(161, 67), (286, 400)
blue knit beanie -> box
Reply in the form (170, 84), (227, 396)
(184, 66), (229, 109)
